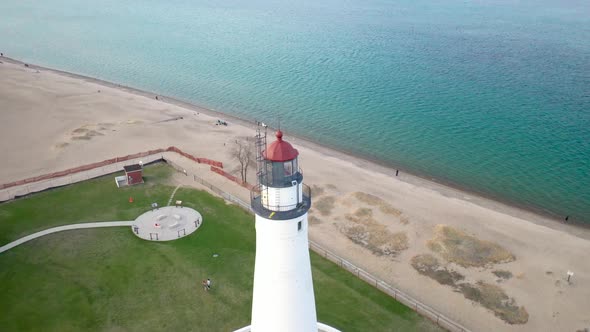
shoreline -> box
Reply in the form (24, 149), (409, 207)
(1, 56), (586, 232)
(3, 55), (590, 331)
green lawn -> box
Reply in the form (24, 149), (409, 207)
(0, 163), (441, 331)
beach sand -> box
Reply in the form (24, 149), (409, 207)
(1, 59), (589, 332)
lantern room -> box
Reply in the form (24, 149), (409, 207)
(260, 131), (301, 187)
(251, 129), (311, 219)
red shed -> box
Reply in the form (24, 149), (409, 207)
(124, 164), (144, 185)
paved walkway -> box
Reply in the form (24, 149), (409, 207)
(0, 221), (133, 254)
(167, 184), (182, 206)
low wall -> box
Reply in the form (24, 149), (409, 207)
(210, 166), (255, 191)
(0, 146), (223, 191)
(166, 146), (223, 168)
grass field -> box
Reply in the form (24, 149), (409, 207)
(0, 163), (441, 331)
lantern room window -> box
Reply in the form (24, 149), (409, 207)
(260, 159), (301, 187)
(284, 161), (293, 176)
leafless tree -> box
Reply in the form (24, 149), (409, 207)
(230, 138), (256, 183)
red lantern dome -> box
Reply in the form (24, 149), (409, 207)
(264, 130), (299, 162)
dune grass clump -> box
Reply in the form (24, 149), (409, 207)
(410, 254), (464, 287)
(342, 208), (408, 257)
(314, 196), (336, 216)
(492, 270), (513, 280)
(459, 282), (529, 324)
(353, 207), (373, 219)
(352, 192), (402, 216)
(411, 253), (527, 325)
(343, 226), (408, 257)
(325, 183), (338, 190)
(311, 185), (325, 196)
(428, 225), (515, 268)
(308, 215), (322, 225)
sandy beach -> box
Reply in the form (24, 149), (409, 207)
(1, 58), (589, 332)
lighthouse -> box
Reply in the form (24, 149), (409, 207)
(249, 127), (317, 331)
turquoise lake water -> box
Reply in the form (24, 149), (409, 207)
(1, 0), (589, 222)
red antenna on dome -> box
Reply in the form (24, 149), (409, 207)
(276, 115), (283, 141)
(277, 115), (281, 131)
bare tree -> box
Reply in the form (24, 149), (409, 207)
(230, 138), (256, 183)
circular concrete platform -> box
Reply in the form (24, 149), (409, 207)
(131, 206), (202, 241)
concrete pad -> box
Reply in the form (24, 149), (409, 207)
(131, 206), (202, 241)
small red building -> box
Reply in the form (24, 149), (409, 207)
(124, 164), (144, 185)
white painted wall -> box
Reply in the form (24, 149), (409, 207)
(260, 182), (302, 211)
(251, 213), (318, 332)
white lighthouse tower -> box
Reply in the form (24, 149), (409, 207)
(233, 127), (340, 332)
(249, 127), (317, 331)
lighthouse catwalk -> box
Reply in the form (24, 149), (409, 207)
(234, 127), (340, 332)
